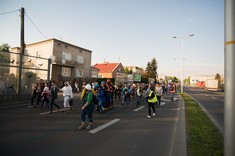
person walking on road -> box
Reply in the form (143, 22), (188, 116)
(36, 79), (45, 106)
(78, 84), (94, 130)
(97, 81), (106, 112)
(146, 86), (158, 119)
(60, 81), (73, 112)
(136, 84), (142, 107)
(49, 80), (60, 113)
(121, 83), (128, 105)
(170, 83), (176, 101)
(155, 83), (163, 107)
(40, 82), (50, 109)
(29, 82), (38, 108)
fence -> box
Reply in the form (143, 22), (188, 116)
(0, 51), (50, 104)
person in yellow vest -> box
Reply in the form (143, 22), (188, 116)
(147, 86), (158, 119)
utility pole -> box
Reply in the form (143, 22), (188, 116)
(18, 7), (25, 95)
(225, 0), (235, 156)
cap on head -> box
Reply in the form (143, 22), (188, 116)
(85, 84), (91, 90)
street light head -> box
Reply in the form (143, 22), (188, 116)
(172, 36), (177, 38)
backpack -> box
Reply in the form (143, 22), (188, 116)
(93, 94), (98, 105)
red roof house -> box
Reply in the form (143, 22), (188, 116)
(93, 62), (125, 78)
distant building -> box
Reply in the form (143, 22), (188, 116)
(124, 66), (144, 74)
(11, 38), (93, 83)
(158, 75), (169, 83)
(91, 66), (99, 79)
(94, 62), (125, 78)
(190, 75), (215, 85)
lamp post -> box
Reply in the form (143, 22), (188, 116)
(173, 34), (195, 93)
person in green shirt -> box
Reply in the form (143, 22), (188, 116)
(78, 84), (94, 130)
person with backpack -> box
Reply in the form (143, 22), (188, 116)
(48, 80), (60, 113)
(78, 84), (94, 130)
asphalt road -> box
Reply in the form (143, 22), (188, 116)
(0, 93), (186, 156)
(183, 86), (224, 134)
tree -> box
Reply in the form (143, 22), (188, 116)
(184, 76), (191, 85)
(168, 76), (179, 83)
(215, 73), (222, 89)
(124, 67), (129, 74)
(0, 43), (11, 63)
(0, 43), (10, 52)
(124, 67), (133, 74)
(215, 73), (221, 81)
(145, 58), (158, 80)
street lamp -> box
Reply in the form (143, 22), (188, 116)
(173, 34), (195, 93)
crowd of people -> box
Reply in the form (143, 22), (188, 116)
(29, 79), (177, 129)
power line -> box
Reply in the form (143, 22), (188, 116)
(25, 12), (48, 39)
(0, 9), (19, 16)
(1, 8), (48, 40)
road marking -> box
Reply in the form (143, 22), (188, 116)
(89, 119), (120, 134)
(211, 97), (217, 100)
(40, 108), (70, 115)
(205, 94), (209, 96)
(160, 102), (166, 106)
(162, 99), (171, 102)
(133, 106), (145, 112)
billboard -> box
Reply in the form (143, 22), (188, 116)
(134, 74), (141, 82)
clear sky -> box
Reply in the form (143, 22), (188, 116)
(0, 0), (224, 79)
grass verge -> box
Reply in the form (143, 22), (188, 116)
(181, 93), (223, 156)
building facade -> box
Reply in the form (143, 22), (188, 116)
(11, 38), (93, 86)
(124, 66), (144, 74)
(94, 62), (125, 79)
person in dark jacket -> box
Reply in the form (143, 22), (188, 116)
(29, 82), (38, 108)
(49, 80), (60, 113)
(97, 81), (106, 112)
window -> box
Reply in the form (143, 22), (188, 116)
(62, 51), (72, 61)
(77, 56), (84, 64)
(76, 69), (83, 77)
(62, 67), (71, 77)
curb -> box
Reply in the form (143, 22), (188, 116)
(170, 94), (187, 156)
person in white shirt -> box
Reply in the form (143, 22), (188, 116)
(136, 84), (142, 107)
(155, 83), (163, 107)
(60, 81), (73, 112)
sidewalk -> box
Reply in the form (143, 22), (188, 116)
(170, 93), (187, 156)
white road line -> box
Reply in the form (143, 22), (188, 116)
(89, 119), (120, 134)
(160, 102), (166, 106)
(162, 99), (171, 102)
(211, 97), (217, 100)
(133, 106), (145, 112)
(40, 108), (70, 115)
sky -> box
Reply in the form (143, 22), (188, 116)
(0, 0), (224, 79)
